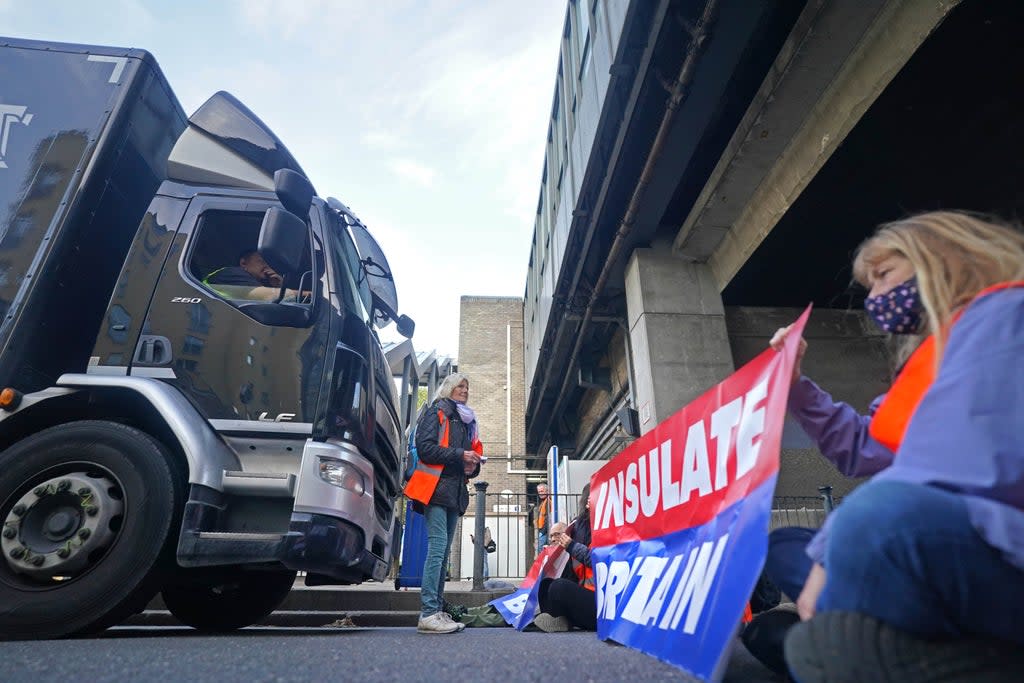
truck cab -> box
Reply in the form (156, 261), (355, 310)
(0, 40), (413, 638)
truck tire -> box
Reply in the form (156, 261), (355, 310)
(0, 420), (183, 640)
(162, 569), (296, 631)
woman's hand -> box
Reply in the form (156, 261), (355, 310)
(770, 324), (808, 384)
(797, 563), (826, 621)
(461, 450), (480, 475)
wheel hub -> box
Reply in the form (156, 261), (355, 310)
(2, 472), (124, 579)
(43, 509), (79, 540)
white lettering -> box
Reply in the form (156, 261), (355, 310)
(502, 592), (528, 617)
(621, 556), (669, 624)
(710, 397), (743, 490)
(600, 472), (625, 530)
(662, 534), (729, 634)
(624, 462), (639, 524)
(736, 379), (768, 480)
(593, 481), (609, 531)
(659, 439), (680, 511)
(638, 451), (661, 518)
(637, 554), (683, 626)
(680, 420), (712, 502)
(601, 560), (632, 620)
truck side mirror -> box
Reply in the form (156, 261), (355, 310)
(274, 169), (314, 217)
(396, 314), (415, 339)
(259, 206), (307, 276)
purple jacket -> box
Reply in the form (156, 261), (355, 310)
(790, 286), (1024, 570)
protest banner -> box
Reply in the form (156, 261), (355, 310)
(490, 543), (569, 630)
(589, 308), (809, 680)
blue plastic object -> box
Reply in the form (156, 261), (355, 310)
(395, 500), (428, 589)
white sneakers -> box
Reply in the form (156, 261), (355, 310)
(417, 611), (465, 634)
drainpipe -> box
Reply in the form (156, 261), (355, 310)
(505, 321), (535, 475)
(546, 0), (720, 433)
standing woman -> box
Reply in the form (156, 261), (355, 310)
(779, 212), (1024, 679)
(406, 373), (483, 634)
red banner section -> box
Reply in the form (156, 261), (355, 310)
(591, 308), (810, 547)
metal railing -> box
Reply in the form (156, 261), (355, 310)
(409, 483), (839, 585)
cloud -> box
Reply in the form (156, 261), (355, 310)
(389, 158), (437, 188)
(361, 130), (403, 150)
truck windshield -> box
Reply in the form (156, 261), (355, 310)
(327, 209), (373, 320)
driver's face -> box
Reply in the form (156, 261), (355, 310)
(241, 252), (282, 286)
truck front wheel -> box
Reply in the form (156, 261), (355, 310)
(162, 569), (296, 631)
(0, 420), (183, 640)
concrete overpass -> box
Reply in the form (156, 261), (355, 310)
(523, 0), (1020, 495)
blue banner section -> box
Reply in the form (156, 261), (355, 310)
(592, 476), (777, 681)
(490, 587), (532, 628)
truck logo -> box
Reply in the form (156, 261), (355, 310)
(258, 412), (296, 422)
(0, 105), (34, 169)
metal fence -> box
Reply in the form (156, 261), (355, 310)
(432, 485), (839, 583)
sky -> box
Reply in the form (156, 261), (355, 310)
(0, 0), (566, 357)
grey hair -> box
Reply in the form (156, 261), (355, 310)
(433, 372), (470, 403)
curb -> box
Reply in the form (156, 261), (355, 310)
(126, 609), (422, 628)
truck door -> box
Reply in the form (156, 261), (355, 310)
(134, 194), (330, 430)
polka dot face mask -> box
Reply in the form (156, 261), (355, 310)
(864, 276), (922, 334)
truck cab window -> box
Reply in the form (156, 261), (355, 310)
(327, 210), (372, 319)
(187, 210), (314, 306)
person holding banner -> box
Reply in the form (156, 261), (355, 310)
(407, 373), (483, 635)
(534, 484), (596, 633)
(770, 212), (1024, 680)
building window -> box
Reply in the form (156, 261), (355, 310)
(576, 0), (591, 80)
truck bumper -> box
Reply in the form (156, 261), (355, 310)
(176, 438), (395, 584)
(281, 513), (388, 583)
(286, 439), (394, 582)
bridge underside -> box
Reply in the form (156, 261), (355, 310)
(526, 0), (1022, 493)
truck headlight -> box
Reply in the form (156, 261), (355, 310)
(317, 458), (366, 495)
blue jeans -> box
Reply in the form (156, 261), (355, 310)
(819, 480), (1024, 644)
(764, 526), (816, 601)
(421, 503), (459, 617)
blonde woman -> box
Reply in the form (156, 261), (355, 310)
(773, 212), (1024, 679)
(408, 373), (483, 634)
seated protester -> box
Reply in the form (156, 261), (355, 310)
(533, 484), (595, 633)
(204, 249), (308, 302)
(781, 211), (1024, 681)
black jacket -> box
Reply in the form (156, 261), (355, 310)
(414, 398), (480, 514)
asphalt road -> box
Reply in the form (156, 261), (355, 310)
(1, 626), (783, 682)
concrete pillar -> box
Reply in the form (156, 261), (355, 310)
(724, 306), (892, 498)
(625, 249), (734, 433)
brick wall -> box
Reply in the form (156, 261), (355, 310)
(458, 296), (534, 486)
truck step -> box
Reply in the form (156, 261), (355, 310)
(195, 531), (286, 541)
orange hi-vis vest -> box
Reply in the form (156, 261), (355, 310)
(403, 408), (483, 506)
(536, 498), (548, 531)
(573, 557), (595, 592)
(868, 280), (1024, 452)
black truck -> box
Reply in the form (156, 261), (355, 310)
(0, 37), (415, 639)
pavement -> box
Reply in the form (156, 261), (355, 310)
(116, 580), (783, 682)
(3, 627), (784, 683)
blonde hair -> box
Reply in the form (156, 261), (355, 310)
(853, 211), (1024, 362)
(433, 372), (470, 403)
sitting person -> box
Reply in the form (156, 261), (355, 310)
(204, 248), (308, 302)
(776, 211), (1024, 680)
(533, 484), (595, 633)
